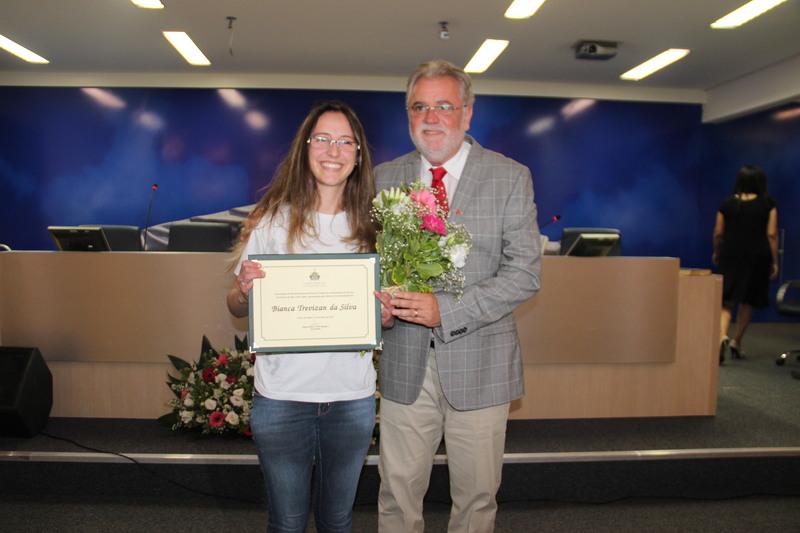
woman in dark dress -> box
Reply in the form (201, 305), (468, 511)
(713, 165), (779, 362)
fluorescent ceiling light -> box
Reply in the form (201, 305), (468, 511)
(620, 48), (690, 81)
(711, 0), (788, 29)
(0, 34), (49, 64)
(131, 0), (164, 8)
(464, 39), (509, 73)
(505, 0), (547, 19)
(163, 31), (210, 66)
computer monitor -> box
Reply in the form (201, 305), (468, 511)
(48, 226), (111, 251)
(560, 228), (621, 257)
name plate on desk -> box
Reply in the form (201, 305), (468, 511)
(248, 253), (381, 353)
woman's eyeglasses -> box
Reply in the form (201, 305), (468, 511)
(306, 136), (360, 152)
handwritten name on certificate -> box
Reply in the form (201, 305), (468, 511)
(248, 253), (381, 353)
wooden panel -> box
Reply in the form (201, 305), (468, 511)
(1, 253), (720, 419)
(514, 257), (679, 364)
(509, 273), (721, 419)
(0, 252), (247, 363)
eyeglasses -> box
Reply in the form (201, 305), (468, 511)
(406, 104), (469, 116)
(306, 136), (360, 152)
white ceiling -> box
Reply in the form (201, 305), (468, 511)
(2, 0), (800, 113)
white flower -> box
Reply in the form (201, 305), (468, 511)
(183, 397), (194, 408)
(204, 398), (217, 411)
(225, 411), (240, 426)
(446, 243), (469, 268)
(179, 410), (193, 424)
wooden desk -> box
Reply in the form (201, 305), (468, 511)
(0, 253), (720, 419)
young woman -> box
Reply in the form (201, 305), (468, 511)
(713, 164), (779, 362)
(227, 100), (378, 532)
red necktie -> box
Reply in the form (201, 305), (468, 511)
(430, 167), (449, 214)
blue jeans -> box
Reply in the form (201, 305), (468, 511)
(250, 394), (375, 533)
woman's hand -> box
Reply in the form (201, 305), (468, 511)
(227, 260), (265, 317)
(237, 259), (265, 295)
(374, 290), (396, 328)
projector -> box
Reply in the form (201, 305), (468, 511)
(575, 41), (618, 60)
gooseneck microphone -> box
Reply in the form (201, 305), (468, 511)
(540, 214), (561, 228)
(143, 183), (158, 250)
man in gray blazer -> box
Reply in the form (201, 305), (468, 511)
(374, 60), (542, 532)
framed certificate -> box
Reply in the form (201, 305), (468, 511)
(248, 253), (381, 353)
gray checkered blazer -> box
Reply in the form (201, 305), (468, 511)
(375, 136), (542, 411)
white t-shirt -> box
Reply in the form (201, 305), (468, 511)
(235, 207), (377, 402)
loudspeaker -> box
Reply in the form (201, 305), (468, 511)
(0, 347), (53, 437)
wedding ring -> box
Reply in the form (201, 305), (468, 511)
(414, 309), (418, 318)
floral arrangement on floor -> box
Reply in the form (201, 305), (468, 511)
(372, 178), (472, 295)
(158, 335), (254, 437)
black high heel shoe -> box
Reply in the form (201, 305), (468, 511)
(719, 338), (729, 364)
(730, 342), (745, 359)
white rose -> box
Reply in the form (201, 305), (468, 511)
(230, 395), (244, 407)
(183, 397), (194, 408)
(204, 398), (217, 411)
(446, 243), (469, 268)
(225, 412), (240, 426)
(179, 410), (193, 424)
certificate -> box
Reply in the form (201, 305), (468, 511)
(248, 253), (381, 353)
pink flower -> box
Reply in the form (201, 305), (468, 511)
(180, 390), (189, 400)
(421, 215), (446, 235)
(410, 189), (438, 216)
(216, 354), (229, 367)
(209, 411), (226, 428)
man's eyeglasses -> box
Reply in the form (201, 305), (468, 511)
(306, 136), (360, 152)
(406, 104), (469, 116)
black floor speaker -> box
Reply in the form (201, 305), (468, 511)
(0, 347), (53, 437)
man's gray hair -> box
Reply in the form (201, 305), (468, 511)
(405, 60), (475, 107)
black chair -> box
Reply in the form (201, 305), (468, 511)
(775, 280), (800, 377)
(167, 221), (235, 252)
(81, 225), (142, 251)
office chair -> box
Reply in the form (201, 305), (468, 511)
(80, 225), (142, 251)
(167, 221), (235, 252)
(774, 280), (800, 376)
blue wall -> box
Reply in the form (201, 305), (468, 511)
(1, 86), (797, 319)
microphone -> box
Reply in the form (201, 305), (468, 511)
(540, 214), (561, 228)
(143, 183), (158, 250)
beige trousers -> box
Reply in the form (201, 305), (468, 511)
(378, 348), (510, 533)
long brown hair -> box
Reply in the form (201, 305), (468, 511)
(231, 100), (376, 264)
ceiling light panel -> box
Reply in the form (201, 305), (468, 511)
(163, 31), (211, 66)
(131, 0), (164, 8)
(620, 49), (690, 81)
(465, 39), (510, 73)
(711, 0), (789, 29)
(504, 0), (547, 19)
(0, 33), (49, 63)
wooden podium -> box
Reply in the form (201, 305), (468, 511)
(0, 252), (720, 419)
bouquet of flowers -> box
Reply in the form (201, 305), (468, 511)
(158, 335), (254, 437)
(372, 178), (471, 295)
